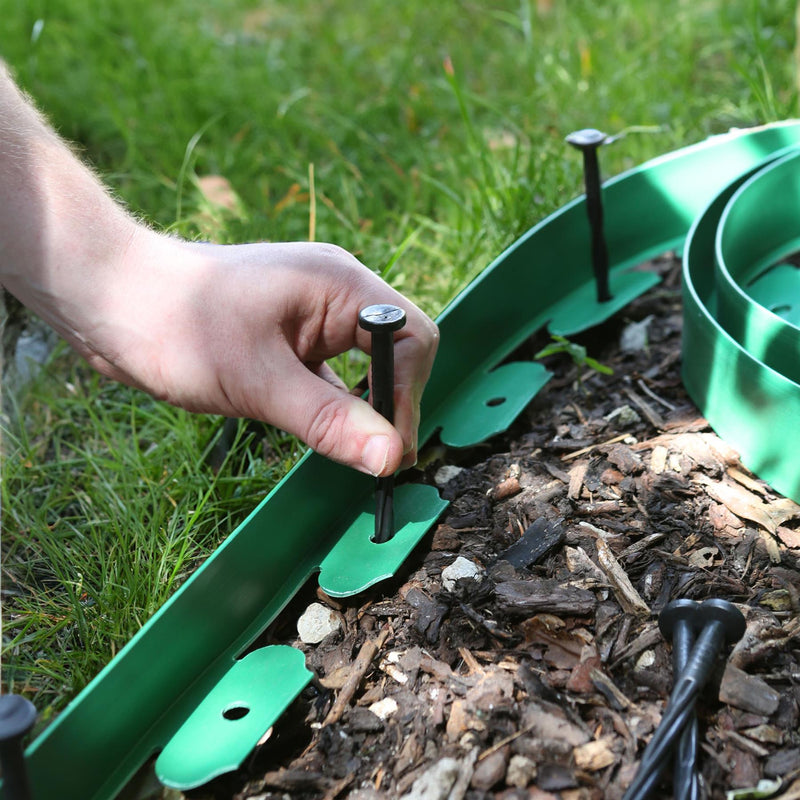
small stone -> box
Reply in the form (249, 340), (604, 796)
(620, 315), (654, 352)
(470, 748), (508, 790)
(634, 650), (655, 671)
(296, 602), (341, 644)
(400, 757), (461, 800)
(604, 405), (641, 428)
(434, 465), (464, 486)
(369, 697), (399, 720)
(506, 754), (537, 787)
(441, 556), (482, 592)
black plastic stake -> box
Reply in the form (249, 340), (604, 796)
(566, 128), (612, 303)
(358, 304), (407, 543)
(622, 599), (745, 800)
(626, 600), (701, 800)
(660, 600), (701, 800)
(0, 694), (37, 800)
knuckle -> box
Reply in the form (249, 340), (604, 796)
(304, 397), (351, 458)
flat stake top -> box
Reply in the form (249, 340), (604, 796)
(0, 694), (37, 739)
(698, 598), (746, 644)
(565, 128), (610, 150)
(658, 598), (700, 640)
(358, 304), (407, 333)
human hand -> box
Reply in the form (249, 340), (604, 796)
(0, 65), (438, 475)
(69, 230), (439, 476)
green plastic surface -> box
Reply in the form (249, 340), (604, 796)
(715, 150), (800, 382)
(434, 361), (551, 448)
(156, 646), (312, 789)
(682, 144), (800, 502)
(14, 121), (800, 800)
(319, 483), (448, 597)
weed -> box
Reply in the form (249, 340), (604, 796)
(535, 334), (613, 392)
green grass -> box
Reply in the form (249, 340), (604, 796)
(2, 0), (798, 720)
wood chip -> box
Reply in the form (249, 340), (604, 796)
(572, 737), (617, 771)
(623, 386), (665, 429)
(491, 475), (522, 501)
(494, 579), (597, 616)
(590, 668), (632, 711)
(742, 724), (785, 745)
(700, 477), (800, 535)
(561, 433), (630, 462)
(727, 466), (768, 495)
(719, 663), (781, 716)
(323, 626), (390, 726)
(568, 460), (589, 500)
(777, 526), (800, 550)
(618, 533), (665, 560)
(609, 623), (661, 669)
(497, 518), (565, 568)
(565, 546), (609, 588)
(650, 445), (668, 474)
(761, 530), (783, 564)
(594, 539), (650, 617)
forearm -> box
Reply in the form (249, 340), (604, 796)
(0, 63), (140, 349)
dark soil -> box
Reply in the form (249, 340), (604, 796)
(186, 255), (800, 800)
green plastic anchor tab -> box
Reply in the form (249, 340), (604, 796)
(319, 484), (449, 597)
(156, 646), (312, 789)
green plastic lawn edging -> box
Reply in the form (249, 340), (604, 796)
(683, 142), (800, 502)
(11, 121), (800, 800)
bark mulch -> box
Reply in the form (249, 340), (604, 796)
(187, 256), (800, 800)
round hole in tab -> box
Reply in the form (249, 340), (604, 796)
(222, 704), (251, 721)
(485, 397), (507, 407)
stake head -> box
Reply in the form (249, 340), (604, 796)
(697, 598), (746, 644)
(358, 304), (407, 333)
(658, 598), (700, 641)
(0, 694), (37, 741)
(565, 128), (610, 150)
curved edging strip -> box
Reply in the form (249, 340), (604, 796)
(13, 121), (800, 800)
(716, 149), (800, 382)
(683, 143), (800, 503)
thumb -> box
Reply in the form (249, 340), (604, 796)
(265, 365), (405, 476)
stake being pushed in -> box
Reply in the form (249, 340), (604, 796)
(358, 304), (407, 543)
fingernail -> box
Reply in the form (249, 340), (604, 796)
(400, 451), (418, 470)
(362, 435), (390, 477)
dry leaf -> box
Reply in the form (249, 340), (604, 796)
(688, 546), (718, 568)
(196, 174), (242, 213)
(701, 478), (800, 534)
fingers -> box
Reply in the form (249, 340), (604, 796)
(277, 244), (439, 468)
(264, 357), (407, 477)
(118, 238), (440, 475)
(390, 325), (438, 467)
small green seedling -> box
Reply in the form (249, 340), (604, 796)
(535, 334), (613, 391)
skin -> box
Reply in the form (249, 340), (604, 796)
(0, 64), (439, 477)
